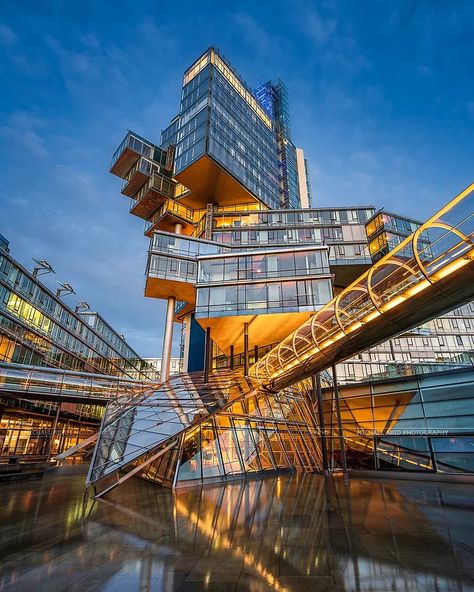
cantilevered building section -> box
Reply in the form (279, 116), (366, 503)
(161, 48), (280, 210)
(103, 46), (474, 492)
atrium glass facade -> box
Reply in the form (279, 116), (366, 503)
(320, 368), (474, 474)
(86, 370), (321, 495)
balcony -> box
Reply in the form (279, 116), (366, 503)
(121, 157), (163, 197)
(110, 132), (155, 178)
(144, 199), (196, 237)
(144, 251), (197, 302)
(129, 173), (175, 220)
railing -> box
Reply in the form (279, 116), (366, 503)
(122, 157), (160, 189)
(193, 213), (208, 238)
(250, 184), (474, 390)
(111, 132), (154, 171)
(145, 199), (196, 233)
(0, 362), (153, 404)
(131, 173), (175, 205)
(174, 182), (191, 199)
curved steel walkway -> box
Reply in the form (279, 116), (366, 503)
(250, 184), (474, 391)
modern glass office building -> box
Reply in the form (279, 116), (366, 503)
(94, 46), (474, 495)
(2, 47), (472, 490)
(0, 236), (157, 462)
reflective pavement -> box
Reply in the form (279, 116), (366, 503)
(0, 472), (473, 591)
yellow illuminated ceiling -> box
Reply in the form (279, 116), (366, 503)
(196, 311), (313, 356)
(144, 277), (196, 302)
(175, 155), (263, 209)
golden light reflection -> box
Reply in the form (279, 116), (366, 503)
(174, 497), (289, 592)
(183, 49), (272, 128)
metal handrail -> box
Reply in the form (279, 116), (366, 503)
(0, 362), (154, 403)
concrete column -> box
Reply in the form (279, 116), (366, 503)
(160, 296), (176, 383)
(160, 221), (183, 383)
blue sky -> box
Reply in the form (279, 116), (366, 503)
(1, 1), (473, 357)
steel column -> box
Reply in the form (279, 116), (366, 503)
(331, 364), (348, 473)
(243, 323), (249, 376)
(313, 373), (329, 473)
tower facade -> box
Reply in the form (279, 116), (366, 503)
(110, 47), (473, 384)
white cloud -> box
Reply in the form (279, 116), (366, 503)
(0, 110), (50, 158)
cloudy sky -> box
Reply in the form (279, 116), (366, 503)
(1, 1), (473, 357)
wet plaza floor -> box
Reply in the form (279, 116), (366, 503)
(0, 472), (473, 592)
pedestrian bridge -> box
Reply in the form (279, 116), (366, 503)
(0, 362), (152, 404)
(251, 183), (474, 390)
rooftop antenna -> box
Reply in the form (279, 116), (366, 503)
(56, 282), (76, 298)
(32, 259), (55, 278)
(75, 301), (91, 313)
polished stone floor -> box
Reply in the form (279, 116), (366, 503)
(0, 472), (473, 592)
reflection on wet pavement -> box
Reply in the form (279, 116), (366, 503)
(0, 472), (473, 591)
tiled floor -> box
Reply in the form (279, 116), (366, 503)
(0, 472), (473, 591)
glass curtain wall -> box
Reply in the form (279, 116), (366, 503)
(196, 279), (332, 317)
(319, 368), (474, 474)
(174, 384), (321, 487)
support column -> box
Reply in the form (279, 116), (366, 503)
(160, 222), (182, 383)
(160, 296), (175, 383)
(229, 345), (234, 370)
(204, 327), (212, 383)
(389, 339), (395, 359)
(331, 364), (348, 473)
(181, 314), (191, 373)
(47, 403), (61, 462)
(313, 373), (329, 474)
(243, 323), (249, 376)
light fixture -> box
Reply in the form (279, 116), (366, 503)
(56, 282), (76, 298)
(32, 258), (55, 278)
